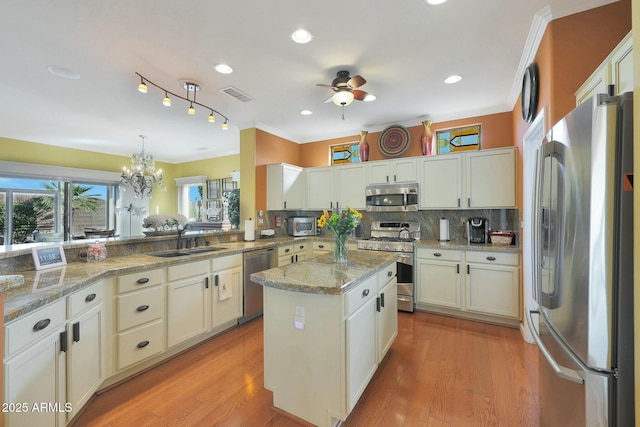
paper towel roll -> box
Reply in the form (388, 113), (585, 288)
(244, 219), (255, 241)
(439, 218), (450, 242)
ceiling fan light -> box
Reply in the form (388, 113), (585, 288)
(333, 90), (354, 106)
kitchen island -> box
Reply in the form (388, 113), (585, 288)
(251, 250), (397, 427)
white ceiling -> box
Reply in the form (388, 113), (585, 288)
(0, 0), (617, 164)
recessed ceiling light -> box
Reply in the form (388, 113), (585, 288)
(291, 29), (313, 44)
(300, 110), (313, 115)
(47, 66), (80, 80)
(444, 74), (462, 84)
(426, 0), (448, 5)
(214, 64), (233, 74)
(363, 94), (376, 102)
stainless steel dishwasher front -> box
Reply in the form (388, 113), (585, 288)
(240, 247), (278, 324)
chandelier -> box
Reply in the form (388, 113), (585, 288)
(136, 72), (229, 129)
(120, 135), (165, 199)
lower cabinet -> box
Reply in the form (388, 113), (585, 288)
(376, 269), (398, 362)
(345, 296), (377, 412)
(416, 247), (520, 325)
(211, 254), (243, 329)
(312, 241), (332, 256)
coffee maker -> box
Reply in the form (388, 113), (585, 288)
(467, 217), (488, 244)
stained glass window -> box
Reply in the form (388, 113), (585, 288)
(331, 142), (360, 165)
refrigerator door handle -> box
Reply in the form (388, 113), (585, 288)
(526, 308), (584, 384)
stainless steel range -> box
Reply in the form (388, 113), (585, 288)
(357, 221), (420, 312)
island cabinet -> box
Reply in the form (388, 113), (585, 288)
(312, 241), (332, 256)
(210, 254), (243, 329)
(256, 252), (396, 427)
(4, 298), (67, 427)
(167, 260), (210, 348)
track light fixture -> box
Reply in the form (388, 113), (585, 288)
(135, 72), (230, 128)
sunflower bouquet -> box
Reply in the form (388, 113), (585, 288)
(317, 207), (362, 263)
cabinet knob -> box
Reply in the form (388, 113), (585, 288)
(136, 305), (150, 312)
(486, 256), (497, 261)
(136, 278), (150, 284)
(387, 271), (393, 277)
(85, 293), (97, 303)
(33, 318), (51, 331)
(137, 340), (150, 349)
(433, 252), (442, 257)
(362, 289), (370, 297)
(318, 244), (325, 249)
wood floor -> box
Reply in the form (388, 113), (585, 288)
(73, 311), (540, 426)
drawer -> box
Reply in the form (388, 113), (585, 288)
(117, 319), (165, 370)
(5, 298), (66, 357)
(313, 241), (332, 251)
(278, 244), (293, 257)
(117, 286), (164, 332)
(212, 253), (242, 271)
(293, 242), (308, 253)
(377, 263), (397, 290)
(344, 275), (376, 316)
(466, 251), (519, 266)
(416, 248), (462, 262)
(68, 280), (103, 318)
(167, 260), (209, 282)
(118, 268), (165, 293)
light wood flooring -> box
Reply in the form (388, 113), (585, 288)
(73, 311), (539, 426)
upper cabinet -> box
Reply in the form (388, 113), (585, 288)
(366, 158), (418, 184)
(266, 163), (304, 210)
(576, 31), (632, 105)
(306, 164), (366, 210)
(418, 147), (516, 209)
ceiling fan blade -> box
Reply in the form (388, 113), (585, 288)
(316, 83), (336, 89)
(348, 75), (366, 88)
(324, 95), (334, 103)
(352, 90), (368, 101)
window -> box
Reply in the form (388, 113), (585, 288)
(331, 142), (361, 165)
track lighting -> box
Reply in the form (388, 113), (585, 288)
(135, 72), (230, 129)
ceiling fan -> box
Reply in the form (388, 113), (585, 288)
(317, 70), (371, 112)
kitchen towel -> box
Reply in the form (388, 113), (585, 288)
(439, 218), (450, 242)
(244, 219), (255, 241)
(218, 270), (232, 301)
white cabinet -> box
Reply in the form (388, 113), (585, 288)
(418, 147), (516, 209)
(376, 264), (397, 362)
(4, 299), (67, 427)
(66, 281), (105, 422)
(312, 241), (332, 256)
(576, 31), (633, 105)
(306, 164), (366, 210)
(277, 243), (294, 266)
(416, 248), (520, 325)
(416, 248), (463, 309)
(367, 158), (418, 184)
(211, 254), (243, 329)
(465, 251), (520, 318)
(167, 260), (210, 348)
(267, 163), (304, 210)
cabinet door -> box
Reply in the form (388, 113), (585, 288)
(366, 161), (391, 184)
(377, 279), (397, 362)
(466, 148), (516, 208)
(392, 158), (418, 182)
(306, 167), (334, 210)
(576, 67), (607, 106)
(419, 155), (463, 209)
(167, 275), (209, 347)
(465, 264), (520, 318)
(67, 303), (104, 421)
(334, 164), (366, 209)
(345, 297), (377, 412)
(283, 164), (304, 209)
(611, 35), (633, 95)
(416, 260), (461, 309)
(5, 326), (66, 427)
(211, 266), (243, 329)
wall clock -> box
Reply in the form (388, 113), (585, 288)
(521, 63), (539, 123)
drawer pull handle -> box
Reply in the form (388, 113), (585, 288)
(299, 245), (304, 249)
(387, 271), (393, 277)
(318, 244), (325, 249)
(33, 318), (51, 331)
(434, 252), (442, 257)
(215, 274), (219, 286)
(85, 293), (97, 303)
(362, 289), (370, 297)
(136, 305), (150, 312)
(73, 322), (80, 342)
(137, 340), (150, 349)
(136, 278), (150, 284)
(486, 256), (497, 261)
(284, 248), (290, 253)
(60, 331), (68, 353)
(381, 292), (385, 307)
(376, 296), (381, 312)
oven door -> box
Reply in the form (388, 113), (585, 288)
(396, 253), (414, 312)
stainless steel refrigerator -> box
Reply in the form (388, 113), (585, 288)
(527, 92), (634, 426)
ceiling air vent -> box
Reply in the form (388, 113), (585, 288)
(219, 86), (254, 102)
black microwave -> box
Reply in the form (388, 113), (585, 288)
(365, 183), (419, 212)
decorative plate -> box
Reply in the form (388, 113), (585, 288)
(378, 125), (410, 157)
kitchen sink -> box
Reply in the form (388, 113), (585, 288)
(148, 247), (225, 258)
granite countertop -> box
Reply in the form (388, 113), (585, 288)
(250, 250), (395, 296)
(415, 239), (521, 254)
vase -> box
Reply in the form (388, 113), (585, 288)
(359, 131), (370, 162)
(333, 232), (349, 263)
(420, 120), (435, 156)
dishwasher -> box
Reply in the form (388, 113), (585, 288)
(240, 247), (278, 324)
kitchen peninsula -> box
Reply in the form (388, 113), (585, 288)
(251, 251), (397, 427)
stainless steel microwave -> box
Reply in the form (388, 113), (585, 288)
(287, 217), (317, 236)
(365, 183), (419, 212)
